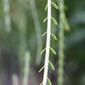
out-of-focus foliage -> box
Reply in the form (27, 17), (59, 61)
(0, 0), (85, 85)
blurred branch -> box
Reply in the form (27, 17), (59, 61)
(16, 0), (27, 69)
(28, 0), (42, 65)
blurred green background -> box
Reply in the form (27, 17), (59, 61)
(0, 0), (85, 85)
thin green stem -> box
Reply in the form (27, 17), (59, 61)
(58, 0), (65, 85)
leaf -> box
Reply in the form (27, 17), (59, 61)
(47, 78), (52, 85)
(39, 66), (44, 73)
(43, 17), (57, 25)
(45, 4), (48, 11)
(43, 17), (48, 23)
(50, 47), (56, 55)
(40, 48), (46, 55)
(51, 33), (57, 40)
(64, 15), (70, 32)
(64, 24), (70, 32)
(49, 61), (55, 71)
(45, 2), (58, 11)
(51, 17), (57, 25)
(51, 2), (58, 10)
(41, 32), (47, 38)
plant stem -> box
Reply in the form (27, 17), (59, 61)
(43, 0), (51, 85)
(58, 0), (64, 85)
(3, 0), (11, 32)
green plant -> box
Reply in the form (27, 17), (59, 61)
(57, 0), (69, 85)
(39, 0), (58, 85)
